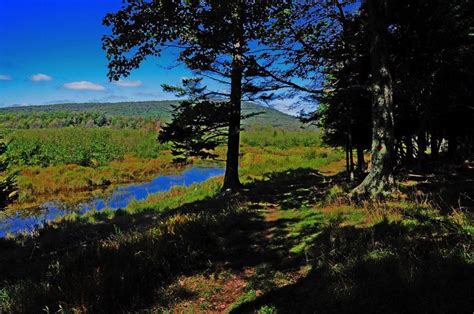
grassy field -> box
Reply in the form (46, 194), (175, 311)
(0, 102), (313, 206)
(0, 111), (472, 312)
(1, 127), (329, 207)
(0, 124), (472, 312)
(4, 128), (166, 167)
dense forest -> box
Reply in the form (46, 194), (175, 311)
(0, 0), (472, 312)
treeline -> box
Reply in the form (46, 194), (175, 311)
(0, 101), (177, 118)
(100, 0), (474, 197)
(309, 0), (474, 175)
(0, 112), (158, 130)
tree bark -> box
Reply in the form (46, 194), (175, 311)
(345, 139), (350, 176)
(357, 144), (365, 173)
(353, 0), (395, 198)
(417, 128), (427, 163)
(222, 6), (244, 191)
(448, 132), (458, 162)
(406, 135), (414, 164)
(430, 133), (438, 159)
(346, 131), (355, 181)
(349, 132), (355, 181)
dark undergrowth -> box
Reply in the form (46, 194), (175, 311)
(0, 167), (472, 312)
(232, 217), (473, 314)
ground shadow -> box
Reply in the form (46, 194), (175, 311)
(232, 218), (474, 314)
(1, 166), (471, 312)
(400, 161), (474, 214)
(0, 167), (337, 312)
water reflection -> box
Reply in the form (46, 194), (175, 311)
(0, 166), (224, 237)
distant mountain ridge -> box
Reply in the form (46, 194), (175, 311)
(0, 100), (304, 129)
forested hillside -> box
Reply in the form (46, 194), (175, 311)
(0, 101), (303, 129)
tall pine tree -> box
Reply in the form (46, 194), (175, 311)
(103, 0), (289, 191)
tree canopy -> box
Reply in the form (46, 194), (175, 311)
(104, 0), (293, 190)
(104, 0), (474, 198)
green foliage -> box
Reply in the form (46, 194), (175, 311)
(242, 127), (321, 149)
(0, 287), (12, 312)
(309, 0), (474, 164)
(159, 78), (264, 163)
(0, 111), (155, 129)
(257, 305), (277, 314)
(159, 99), (228, 162)
(159, 79), (232, 162)
(0, 101), (178, 119)
(0, 101), (302, 130)
(4, 128), (165, 167)
(102, 1), (289, 103)
(0, 140), (17, 209)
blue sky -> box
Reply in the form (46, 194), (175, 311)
(0, 0), (303, 114)
(0, 0), (197, 106)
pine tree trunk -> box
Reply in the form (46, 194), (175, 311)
(406, 135), (414, 164)
(222, 12), (244, 191)
(417, 128), (427, 163)
(448, 132), (458, 162)
(430, 133), (438, 159)
(353, 0), (395, 198)
(345, 137), (350, 177)
(349, 132), (355, 181)
(357, 144), (365, 173)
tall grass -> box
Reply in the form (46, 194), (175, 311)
(3, 128), (168, 167)
(242, 127), (321, 149)
(6, 127), (335, 205)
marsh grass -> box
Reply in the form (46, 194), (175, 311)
(4, 128), (167, 166)
(8, 128), (340, 206)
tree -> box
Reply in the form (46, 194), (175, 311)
(260, 0), (397, 196)
(103, 0), (288, 191)
(351, 0), (395, 197)
(158, 78), (259, 164)
(0, 140), (17, 210)
(308, 0), (474, 197)
(302, 6), (371, 179)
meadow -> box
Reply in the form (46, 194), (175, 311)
(0, 110), (472, 313)
(1, 126), (331, 207)
(0, 132), (471, 312)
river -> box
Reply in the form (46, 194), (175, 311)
(0, 165), (224, 237)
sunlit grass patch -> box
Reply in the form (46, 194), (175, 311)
(123, 178), (223, 215)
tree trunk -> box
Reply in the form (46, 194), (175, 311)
(357, 144), (365, 173)
(353, 0), (395, 198)
(222, 10), (244, 191)
(406, 135), (414, 164)
(417, 128), (427, 163)
(349, 132), (355, 181)
(345, 138), (350, 176)
(430, 133), (438, 159)
(448, 132), (458, 162)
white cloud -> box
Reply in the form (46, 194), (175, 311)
(114, 79), (143, 87)
(64, 81), (106, 91)
(0, 74), (12, 81)
(30, 73), (53, 81)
